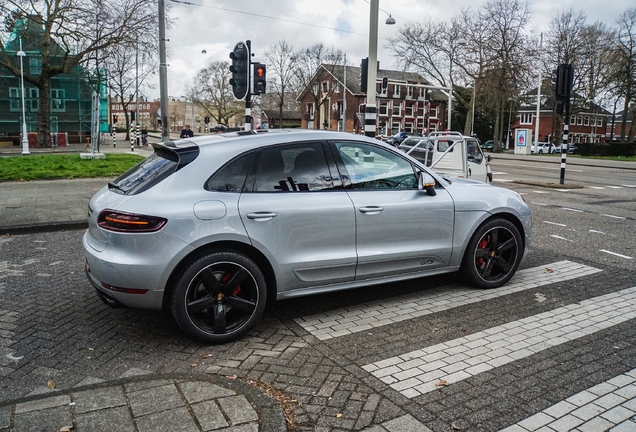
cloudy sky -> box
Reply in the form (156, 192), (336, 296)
(146, 0), (632, 100)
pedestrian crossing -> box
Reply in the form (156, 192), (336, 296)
(291, 259), (636, 430)
(362, 286), (636, 399)
(294, 261), (601, 340)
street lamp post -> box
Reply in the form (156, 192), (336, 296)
(17, 38), (29, 155)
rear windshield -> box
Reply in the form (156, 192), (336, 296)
(109, 148), (178, 195)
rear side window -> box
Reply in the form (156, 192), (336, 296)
(206, 152), (254, 192)
(109, 149), (178, 195)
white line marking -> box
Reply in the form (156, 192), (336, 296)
(543, 221), (567, 227)
(363, 286), (636, 398)
(493, 179), (514, 183)
(295, 261), (601, 340)
(554, 189), (572, 192)
(590, 186), (605, 190)
(491, 171), (508, 175)
(600, 249), (633, 259)
(602, 214), (626, 220)
(530, 202), (548, 206)
(533, 191), (550, 194)
(588, 230), (604, 234)
(502, 368), (636, 431)
(561, 207), (583, 212)
(622, 184), (636, 188)
(550, 235), (571, 241)
(606, 186), (623, 189)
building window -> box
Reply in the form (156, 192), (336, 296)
(405, 122), (414, 132)
(570, 115), (576, 124)
(307, 103), (314, 120)
(406, 86), (413, 97)
(29, 58), (42, 75)
(597, 118), (603, 127)
(393, 85), (401, 97)
(51, 89), (65, 112)
(405, 104), (414, 117)
(379, 100), (389, 116)
(29, 88), (39, 112)
(417, 104), (424, 117)
(333, 82), (340, 93)
(391, 122), (400, 135)
(321, 81), (329, 94)
(584, 116), (590, 126)
(392, 102), (402, 117)
(520, 113), (533, 125)
(9, 87), (20, 111)
(577, 116), (583, 125)
(429, 107), (438, 119)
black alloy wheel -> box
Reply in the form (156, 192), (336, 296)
(461, 218), (523, 289)
(172, 251), (266, 344)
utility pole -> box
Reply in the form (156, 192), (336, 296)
(158, 0), (170, 142)
(365, 0), (379, 138)
(534, 34), (542, 150)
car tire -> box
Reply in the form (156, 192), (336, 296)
(460, 218), (523, 289)
(171, 250), (267, 344)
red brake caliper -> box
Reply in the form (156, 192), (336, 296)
(476, 236), (489, 267)
(221, 273), (241, 296)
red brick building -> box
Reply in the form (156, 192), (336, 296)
(296, 63), (448, 137)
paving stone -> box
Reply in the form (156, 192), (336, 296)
(73, 386), (127, 414)
(135, 406), (198, 432)
(217, 395), (258, 425)
(178, 381), (235, 404)
(128, 384), (184, 417)
(75, 405), (135, 432)
(190, 400), (228, 430)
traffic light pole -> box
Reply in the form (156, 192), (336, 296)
(244, 40), (252, 131)
(559, 100), (570, 185)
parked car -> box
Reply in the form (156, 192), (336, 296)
(386, 131), (421, 147)
(481, 140), (494, 152)
(83, 130), (531, 344)
(531, 142), (557, 154)
(568, 143), (578, 154)
(398, 137), (434, 165)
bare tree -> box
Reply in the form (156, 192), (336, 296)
(609, 8), (636, 141)
(293, 43), (344, 130)
(187, 61), (243, 127)
(265, 40), (299, 127)
(0, 0), (158, 147)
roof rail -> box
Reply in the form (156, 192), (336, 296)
(428, 131), (464, 138)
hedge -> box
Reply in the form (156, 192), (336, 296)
(576, 142), (636, 157)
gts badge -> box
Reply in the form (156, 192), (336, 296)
(420, 259), (435, 266)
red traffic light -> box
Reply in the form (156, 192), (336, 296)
(256, 66), (264, 78)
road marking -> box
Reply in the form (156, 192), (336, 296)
(602, 214), (626, 220)
(533, 191), (550, 194)
(561, 207), (584, 212)
(589, 230), (605, 234)
(590, 187), (605, 190)
(555, 189), (572, 192)
(530, 202), (548, 206)
(295, 261), (601, 341)
(491, 162), (583, 172)
(606, 186), (623, 189)
(363, 286), (636, 399)
(493, 179), (515, 183)
(550, 235), (571, 241)
(600, 250), (633, 260)
(622, 184), (636, 188)
(543, 221), (567, 227)
(491, 171), (508, 175)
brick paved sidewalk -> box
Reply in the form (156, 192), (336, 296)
(0, 374), (286, 432)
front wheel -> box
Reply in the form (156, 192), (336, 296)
(460, 218), (523, 289)
(171, 251), (267, 344)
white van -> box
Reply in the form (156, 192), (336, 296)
(399, 131), (492, 183)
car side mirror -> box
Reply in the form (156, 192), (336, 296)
(418, 171), (437, 196)
(487, 155), (492, 163)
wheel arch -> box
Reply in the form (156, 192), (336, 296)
(162, 240), (278, 311)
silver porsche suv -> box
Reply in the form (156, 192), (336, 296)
(83, 130), (531, 344)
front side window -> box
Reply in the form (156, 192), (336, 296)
(334, 142), (417, 190)
(466, 140), (483, 164)
(247, 142), (334, 192)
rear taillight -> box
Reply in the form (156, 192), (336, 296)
(97, 209), (167, 232)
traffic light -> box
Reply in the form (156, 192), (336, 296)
(360, 57), (368, 93)
(204, 116), (210, 124)
(382, 76), (388, 91)
(229, 42), (249, 100)
(253, 63), (266, 95)
(113, 114), (118, 123)
(359, 104), (366, 113)
(554, 63), (573, 102)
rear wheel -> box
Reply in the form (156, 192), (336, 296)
(171, 251), (266, 344)
(460, 218), (523, 289)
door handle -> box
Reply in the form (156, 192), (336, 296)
(246, 212), (278, 220)
(359, 206), (384, 214)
